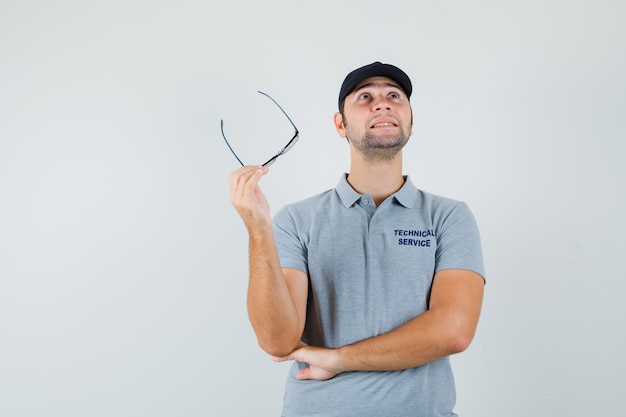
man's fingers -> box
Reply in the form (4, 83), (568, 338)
(229, 165), (268, 204)
(229, 165), (262, 196)
(296, 367), (312, 380)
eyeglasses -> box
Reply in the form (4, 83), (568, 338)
(220, 91), (299, 167)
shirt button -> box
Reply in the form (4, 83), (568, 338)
(362, 199), (369, 205)
(372, 218), (378, 224)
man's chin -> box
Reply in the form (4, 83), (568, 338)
(361, 142), (407, 161)
(363, 135), (408, 150)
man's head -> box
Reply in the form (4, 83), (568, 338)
(335, 62), (413, 162)
(338, 62), (412, 113)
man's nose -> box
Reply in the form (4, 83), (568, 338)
(373, 98), (391, 111)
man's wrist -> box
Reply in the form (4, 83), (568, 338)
(246, 220), (273, 238)
(334, 345), (352, 373)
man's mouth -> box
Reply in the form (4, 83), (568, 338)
(371, 121), (398, 128)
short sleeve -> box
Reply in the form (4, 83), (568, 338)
(434, 202), (485, 280)
(273, 206), (309, 274)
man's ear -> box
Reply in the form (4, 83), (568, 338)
(334, 112), (346, 138)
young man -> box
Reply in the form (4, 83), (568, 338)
(229, 62), (485, 416)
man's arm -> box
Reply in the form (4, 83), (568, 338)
(273, 269), (484, 380)
(229, 166), (308, 357)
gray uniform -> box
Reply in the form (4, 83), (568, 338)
(273, 175), (485, 417)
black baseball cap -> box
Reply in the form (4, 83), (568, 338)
(338, 61), (412, 110)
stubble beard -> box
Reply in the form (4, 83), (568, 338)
(344, 122), (410, 162)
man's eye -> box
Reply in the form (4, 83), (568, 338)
(358, 93), (370, 100)
(389, 92), (400, 99)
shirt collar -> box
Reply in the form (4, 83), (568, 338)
(335, 174), (418, 209)
(393, 175), (418, 208)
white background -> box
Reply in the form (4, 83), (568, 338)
(1, 1), (624, 416)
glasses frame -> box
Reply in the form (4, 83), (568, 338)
(220, 91), (299, 167)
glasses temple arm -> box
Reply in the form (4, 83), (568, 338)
(220, 119), (245, 166)
(257, 90), (299, 133)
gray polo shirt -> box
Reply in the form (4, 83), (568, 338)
(273, 174), (484, 417)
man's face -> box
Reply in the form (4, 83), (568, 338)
(335, 76), (413, 161)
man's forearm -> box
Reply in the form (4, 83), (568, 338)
(337, 310), (469, 372)
(246, 228), (302, 357)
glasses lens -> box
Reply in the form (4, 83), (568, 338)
(277, 133), (299, 156)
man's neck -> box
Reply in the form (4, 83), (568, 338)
(346, 154), (405, 206)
